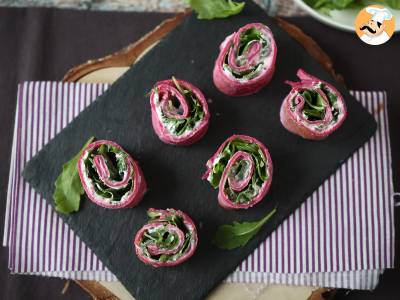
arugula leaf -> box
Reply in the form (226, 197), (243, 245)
(213, 207), (277, 250)
(143, 225), (180, 249)
(83, 143), (131, 200)
(294, 84), (340, 123)
(148, 210), (162, 219)
(238, 28), (266, 57)
(301, 90), (326, 121)
(187, 0), (245, 20)
(322, 86), (340, 122)
(53, 137), (94, 214)
(171, 76), (185, 94)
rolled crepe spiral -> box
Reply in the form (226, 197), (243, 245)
(77, 140), (147, 209)
(280, 69), (347, 140)
(203, 135), (273, 209)
(134, 208), (198, 267)
(213, 23), (277, 96)
(149, 78), (210, 145)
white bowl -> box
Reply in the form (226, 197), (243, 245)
(293, 0), (400, 32)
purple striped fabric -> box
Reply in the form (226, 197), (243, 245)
(228, 90), (394, 289)
(3, 82), (116, 281)
(2, 82), (394, 289)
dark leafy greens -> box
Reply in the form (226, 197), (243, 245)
(186, 0), (245, 20)
(304, 0), (400, 15)
(208, 138), (268, 204)
(301, 90), (326, 121)
(291, 84), (340, 122)
(161, 77), (205, 136)
(84, 143), (132, 200)
(238, 28), (263, 55)
(53, 137), (94, 214)
(213, 207), (277, 250)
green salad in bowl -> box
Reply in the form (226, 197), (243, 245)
(294, 0), (400, 31)
(304, 0), (399, 15)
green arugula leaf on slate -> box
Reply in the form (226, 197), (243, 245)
(53, 136), (94, 214)
(187, 0), (245, 20)
(213, 207), (277, 250)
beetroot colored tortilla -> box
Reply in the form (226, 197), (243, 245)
(280, 69), (347, 140)
(78, 140), (147, 209)
(150, 78), (210, 145)
(213, 23), (277, 96)
(203, 135), (273, 209)
(134, 208), (198, 267)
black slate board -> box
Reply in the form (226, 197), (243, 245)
(23, 2), (377, 299)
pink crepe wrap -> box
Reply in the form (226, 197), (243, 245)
(280, 69), (347, 140)
(150, 78), (210, 145)
(203, 134), (273, 209)
(78, 140), (147, 209)
(134, 208), (198, 267)
(213, 23), (277, 96)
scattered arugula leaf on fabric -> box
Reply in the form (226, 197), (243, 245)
(53, 136), (94, 214)
(186, 0), (245, 20)
(213, 207), (277, 250)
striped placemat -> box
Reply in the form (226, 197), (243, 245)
(3, 82), (394, 289)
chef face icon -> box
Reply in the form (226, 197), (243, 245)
(355, 5), (395, 45)
(360, 19), (386, 37)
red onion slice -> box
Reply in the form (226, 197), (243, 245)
(280, 69), (347, 140)
(77, 140), (147, 209)
(150, 78), (210, 146)
(203, 135), (273, 209)
(213, 23), (277, 96)
(134, 208), (198, 267)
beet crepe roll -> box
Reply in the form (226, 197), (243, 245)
(149, 77), (210, 145)
(78, 140), (147, 209)
(213, 23), (277, 96)
(280, 69), (347, 140)
(134, 208), (198, 267)
(203, 135), (273, 209)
